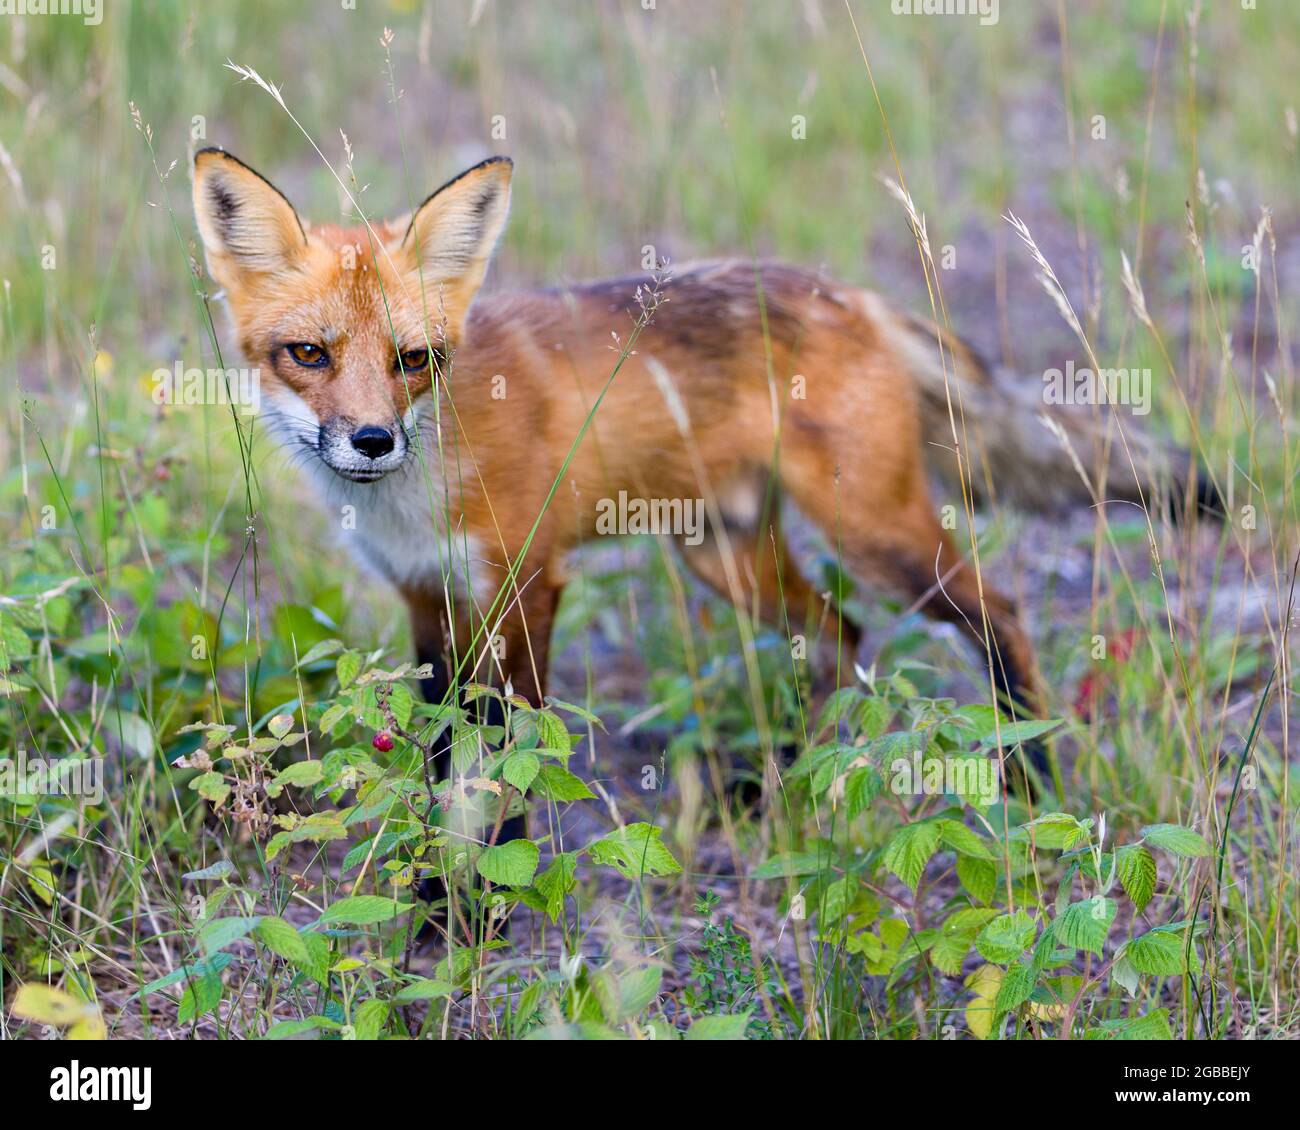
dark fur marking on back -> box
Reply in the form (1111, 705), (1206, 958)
(557, 261), (834, 363)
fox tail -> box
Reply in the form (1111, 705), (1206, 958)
(887, 308), (1223, 522)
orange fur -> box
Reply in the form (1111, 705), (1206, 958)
(193, 149), (1053, 740)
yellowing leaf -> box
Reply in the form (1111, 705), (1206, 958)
(963, 963), (1004, 1041)
(13, 984), (85, 1026)
(69, 1014), (108, 1040)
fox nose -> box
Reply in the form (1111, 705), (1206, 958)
(350, 426), (395, 459)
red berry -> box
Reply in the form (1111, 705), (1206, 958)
(372, 731), (394, 752)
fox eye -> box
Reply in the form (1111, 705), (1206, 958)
(287, 343), (328, 368)
(398, 348), (429, 373)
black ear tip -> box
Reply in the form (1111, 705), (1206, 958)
(463, 155), (511, 176)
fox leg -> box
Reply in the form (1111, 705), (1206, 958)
(406, 574), (559, 762)
(877, 510), (1050, 788)
(402, 585), (462, 927)
(473, 571), (561, 710)
(404, 584), (458, 778)
(673, 493), (863, 793)
(403, 577), (558, 930)
(674, 493), (862, 677)
(468, 571), (563, 843)
(784, 462), (1048, 783)
(874, 501), (1044, 725)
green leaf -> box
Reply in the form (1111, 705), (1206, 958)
(342, 829), (417, 872)
(263, 1016), (340, 1039)
(751, 849), (833, 880)
(1141, 824), (1212, 858)
(502, 751), (541, 794)
(296, 933), (332, 986)
(318, 703), (350, 735)
(939, 753), (998, 804)
(977, 717), (1063, 749)
(255, 916), (309, 964)
(336, 651), (362, 690)
(994, 960), (1036, 1012)
(354, 998), (389, 1040)
(586, 823), (682, 880)
(177, 973), (223, 1023)
(1086, 1009), (1173, 1040)
(190, 771), (230, 807)
(533, 764), (595, 801)
(295, 638), (344, 668)
(534, 709), (571, 752)
(387, 682), (414, 730)
(882, 821), (941, 890)
(394, 979), (454, 1003)
(0, 617), (34, 668)
(1054, 897), (1116, 956)
(843, 765), (882, 818)
(458, 682), (499, 703)
(270, 760), (324, 792)
(533, 852), (578, 922)
(1111, 954), (1140, 997)
(318, 895), (413, 926)
(267, 713), (295, 739)
(947, 907), (1001, 932)
(266, 811), (348, 860)
(1029, 923), (1064, 976)
(957, 855), (997, 905)
(198, 915), (262, 956)
(1120, 1009), (1174, 1040)
(477, 839), (541, 888)
(684, 1012), (751, 1040)
(1125, 926), (1199, 976)
(593, 965), (662, 1024)
(525, 1021), (625, 1041)
(112, 711), (156, 759)
(975, 911), (1038, 963)
(1115, 844), (1157, 912)
(1023, 812), (1090, 850)
(132, 954), (234, 999)
(931, 932), (974, 976)
(938, 819), (995, 860)
(543, 696), (606, 729)
(182, 860), (236, 882)
(816, 687), (867, 732)
(819, 876), (853, 926)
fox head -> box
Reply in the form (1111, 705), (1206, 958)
(191, 148), (512, 482)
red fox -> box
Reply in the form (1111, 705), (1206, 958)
(191, 148), (1214, 804)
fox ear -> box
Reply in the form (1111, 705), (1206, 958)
(192, 148), (307, 288)
(398, 156), (512, 302)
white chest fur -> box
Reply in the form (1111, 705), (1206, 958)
(313, 462), (482, 594)
(262, 388), (484, 596)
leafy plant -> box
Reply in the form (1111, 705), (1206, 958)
(759, 674), (1214, 1039)
(683, 890), (781, 1039)
(123, 644), (684, 1037)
